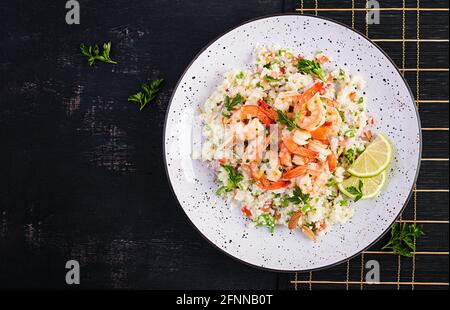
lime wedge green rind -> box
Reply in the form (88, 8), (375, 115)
(347, 133), (393, 177)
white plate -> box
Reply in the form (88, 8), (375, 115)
(163, 14), (421, 272)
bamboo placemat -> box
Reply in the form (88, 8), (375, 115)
(291, 0), (449, 290)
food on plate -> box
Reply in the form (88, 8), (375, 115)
(195, 46), (392, 239)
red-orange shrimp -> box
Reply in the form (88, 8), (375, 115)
(327, 152), (337, 172)
(293, 82), (326, 115)
(297, 94), (326, 131)
(311, 169), (330, 194)
(283, 136), (319, 159)
(255, 174), (290, 190)
(278, 143), (293, 167)
(325, 106), (342, 136)
(282, 165), (308, 180)
(240, 105), (274, 126)
(241, 207), (252, 218)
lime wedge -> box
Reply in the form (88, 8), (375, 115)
(338, 171), (386, 200)
(348, 133), (392, 177)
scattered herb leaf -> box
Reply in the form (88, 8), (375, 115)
(128, 79), (164, 111)
(382, 223), (424, 257)
(80, 42), (117, 66)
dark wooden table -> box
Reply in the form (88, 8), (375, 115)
(0, 0), (448, 289)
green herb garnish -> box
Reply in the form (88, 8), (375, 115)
(80, 42), (117, 66)
(357, 97), (364, 104)
(281, 186), (311, 208)
(256, 214), (276, 233)
(338, 200), (348, 206)
(339, 110), (346, 122)
(263, 75), (279, 83)
(292, 111), (302, 127)
(326, 178), (336, 187)
(277, 110), (298, 131)
(296, 58), (327, 81)
(216, 164), (243, 195)
(345, 180), (363, 201)
(277, 49), (286, 56)
(224, 93), (243, 112)
(344, 148), (356, 164)
(344, 129), (357, 138)
(236, 71), (245, 79)
(382, 223), (424, 257)
(128, 79), (164, 111)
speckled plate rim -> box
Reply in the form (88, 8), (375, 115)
(162, 13), (422, 273)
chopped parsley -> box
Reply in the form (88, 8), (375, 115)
(236, 71), (245, 79)
(338, 69), (346, 81)
(256, 214), (276, 233)
(216, 164), (243, 195)
(263, 75), (279, 83)
(344, 129), (357, 138)
(344, 148), (356, 164)
(281, 186), (311, 210)
(338, 200), (348, 206)
(224, 93), (244, 112)
(296, 58), (327, 81)
(277, 109), (299, 131)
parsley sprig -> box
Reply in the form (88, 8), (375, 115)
(128, 79), (164, 111)
(80, 42), (117, 66)
(296, 58), (327, 81)
(281, 186), (311, 213)
(345, 180), (364, 201)
(382, 223), (424, 257)
(216, 164), (243, 195)
(224, 93), (243, 111)
(277, 110), (300, 131)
